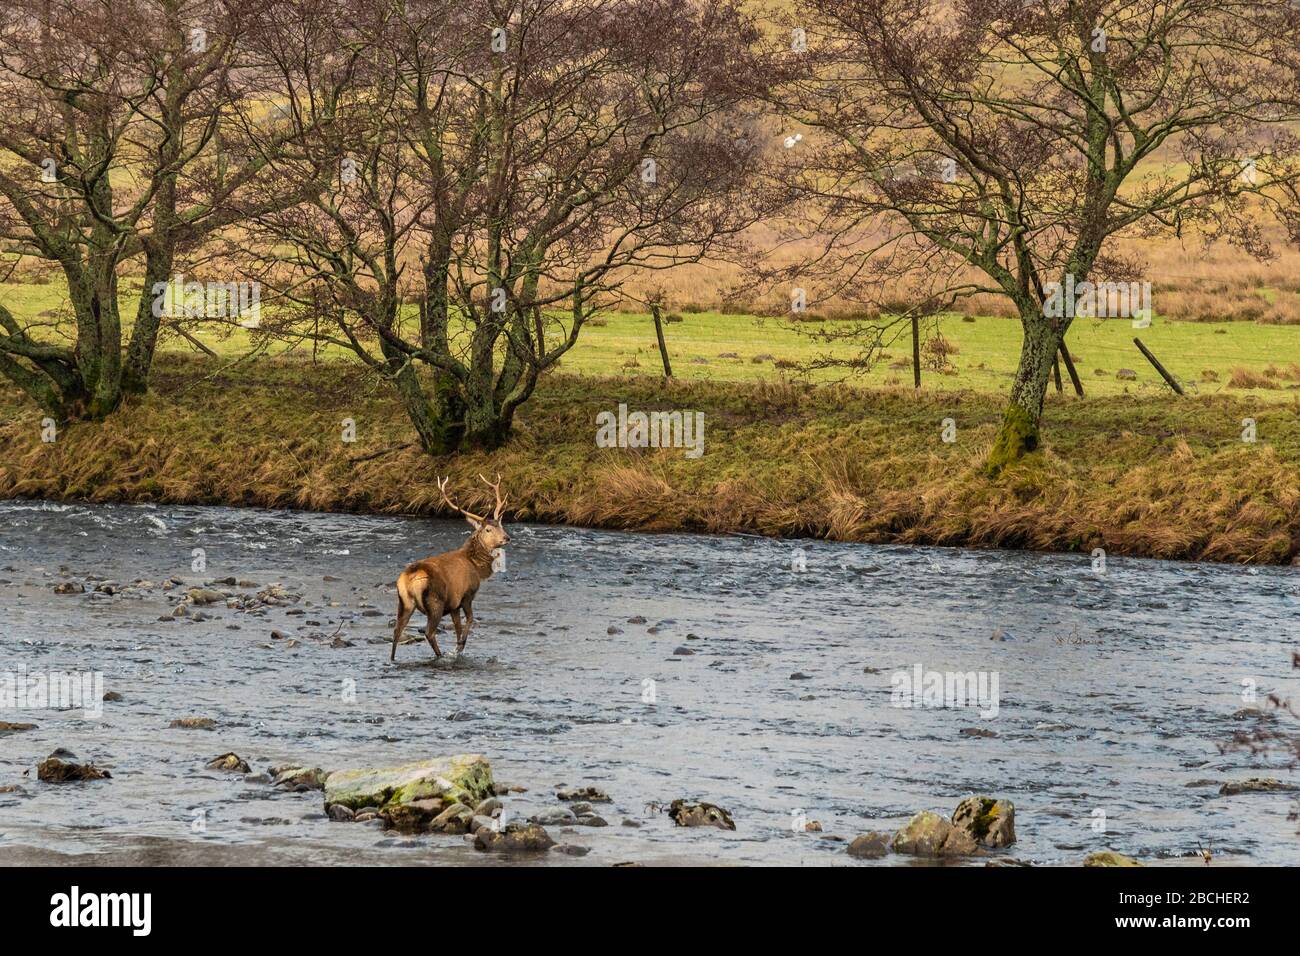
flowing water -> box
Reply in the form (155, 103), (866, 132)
(0, 499), (1297, 866)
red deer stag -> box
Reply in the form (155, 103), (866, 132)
(390, 474), (510, 662)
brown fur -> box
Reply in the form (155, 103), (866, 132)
(391, 476), (509, 661)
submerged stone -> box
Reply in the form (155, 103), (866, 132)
(169, 716), (216, 730)
(556, 786), (610, 803)
(1218, 777), (1297, 796)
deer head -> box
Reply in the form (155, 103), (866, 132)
(437, 474), (510, 551)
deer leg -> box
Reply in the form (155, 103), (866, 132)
(424, 597), (444, 658)
(391, 594), (415, 662)
(450, 608), (465, 656)
(458, 599), (473, 654)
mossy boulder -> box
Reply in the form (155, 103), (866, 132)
(952, 795), (1016, 848)
(891, 810), (978, 857)
(1083, 850), (1143, 867)
(322, 754), (494, 813)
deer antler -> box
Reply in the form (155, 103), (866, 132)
(478, 472), (507, 521)
(437, 476), (487, 524)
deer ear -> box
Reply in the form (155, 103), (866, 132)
(465, 515), (483, 531)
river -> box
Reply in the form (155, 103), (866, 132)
(1, 499), (1297, 865)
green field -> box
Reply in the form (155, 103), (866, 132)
(4, 278), (1300, 400)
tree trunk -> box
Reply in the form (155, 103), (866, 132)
(122, 244), (175, 396)
(651, 304), (673, 377)
(378, 332), (463, 455)
(986, 314), (1061, 476)
(461, 398), (512, 450)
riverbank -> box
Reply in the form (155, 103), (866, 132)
(2, 354), (1298, 564)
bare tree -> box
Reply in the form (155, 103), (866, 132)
(0, 0), (309, 420)
(763, 0), (1300, 472)
(248, 0), (769, 452)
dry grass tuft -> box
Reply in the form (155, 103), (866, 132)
(1228, 366), (1280, 389)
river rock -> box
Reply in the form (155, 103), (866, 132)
(952, 795), (1016, 848)
(206, 753), (251, 773)
(380, 799), (455, 833)
(1083, 850), (1143, 867)
(322, 754), (494, 813)
(187, 588), (227, 605)
(667, 799), (736, 830)
(53, 582), (85, 594)
(474, 821), (555, 853)
(847, 832), (890, 859)
(37, 754), (111, 782)
(0, 721), (37, 734)
(327, 803), (356, 822)
(557, 786), (610, 802)
(891, 810), (978, 857)
(271, 766), (327, 791)
(470, 814), (496, 833)
(169, 716), (216, 730)
(428, 802), (473, 833)
(1218, 777), (1298, 796)
(553, 845), (590, 857)
(474, 797), (503, 817)
(531, 807), (578, 826)
(576, 814), (609, 827)
(1116, 368), (1137, 381)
